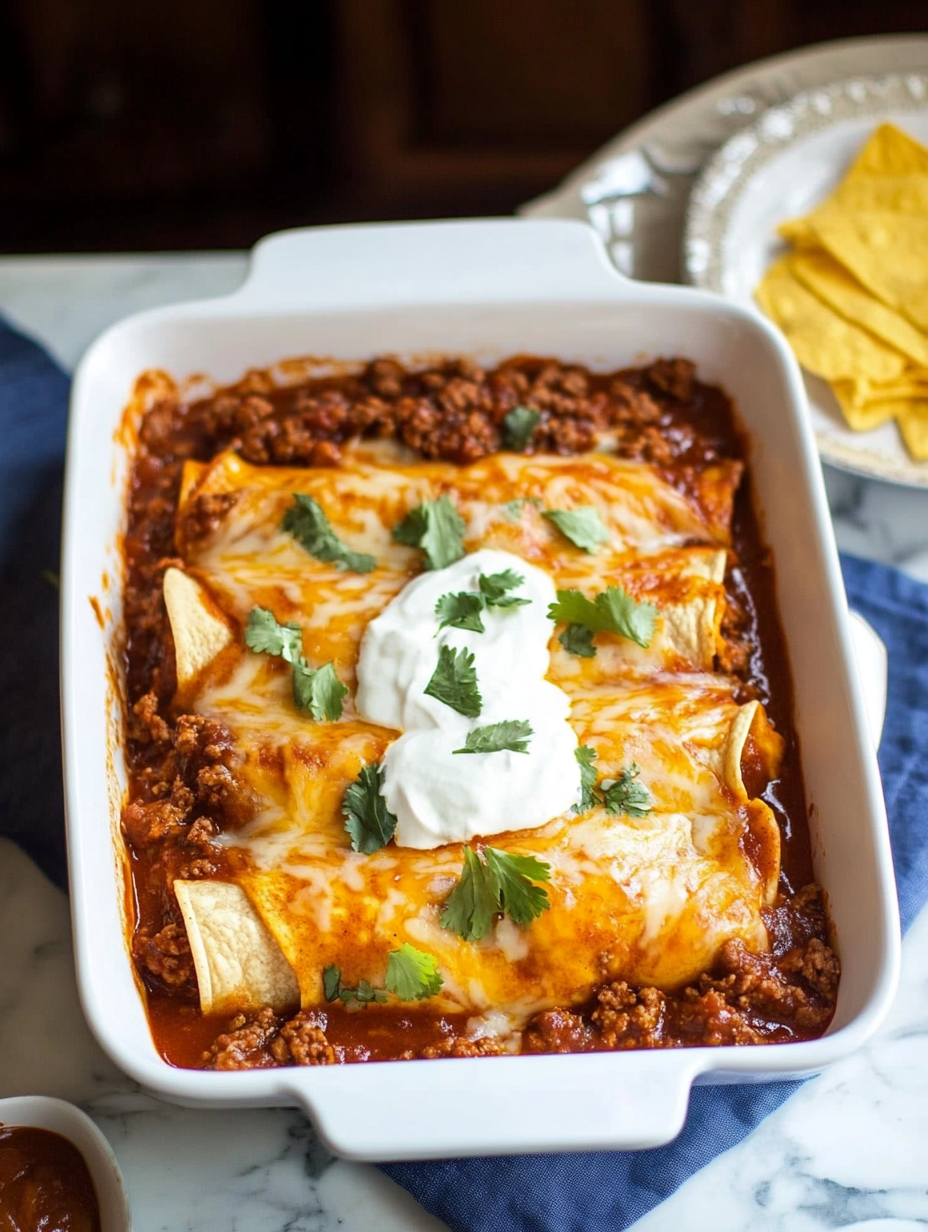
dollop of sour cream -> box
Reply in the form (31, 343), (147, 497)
(355, 548), (580, 848)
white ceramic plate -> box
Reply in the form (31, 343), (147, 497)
(684, 75), (928, 487)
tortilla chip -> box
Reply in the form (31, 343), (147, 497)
(174, 880), (300, 1015)
(896, 402), (928, 460)
(777, 125), (928, 258)
(846, 122), (928, 178)
(830, 380), (905, 431)
(776, 218), (821, 248)
(755, 256), (906, 382)
(790, 250), (928, 368)
(163, 567), (233, 690)
(811, 210), (928, 331)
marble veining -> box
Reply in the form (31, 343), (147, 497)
(1, 254), (928, 1231)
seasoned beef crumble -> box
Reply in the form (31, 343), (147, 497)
(121, 354), (838, 1069)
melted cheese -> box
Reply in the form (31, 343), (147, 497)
(171, 447), (783, 1024)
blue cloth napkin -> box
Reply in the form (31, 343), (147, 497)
(1, 315), (923, 1232)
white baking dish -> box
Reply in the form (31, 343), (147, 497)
(61, 219), (900, 1161)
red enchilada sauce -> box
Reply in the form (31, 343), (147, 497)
(0, 1127), (101, 1232)
(120, 355), (838, 1068)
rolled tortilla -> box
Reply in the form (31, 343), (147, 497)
(719, 700), (785, 802)
(659, 549), (727, 668)
(163, 567), (232, 691)
(174, 880), (300, 1016)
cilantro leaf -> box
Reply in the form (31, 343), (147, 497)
(574, 745), (599, 813)
(282, 493), (376, 573)
(322, 965), (341, 1002)
(246, 607), (347, 720)
(478, 569), (530, 609)
(602, 763), (652, 818)
(424, 645), (482, 717)
(434, 571), (529, 634)
(440, 847), (498, 941)
(292, 659), (349, 721)
(392, 495), (466, 570)
(343, 763), (398, 853)
(502, 405), (541, 451)
(501, 497), (543, 522)
(385, 944), (443, 1000)
(440, 846), (551, 941)
(483, 848), (551, 928)
(453, 719), (533, 755)
(594, 587), (659, 649)
(548, 585), (658, 651)
(542, 506), (610, 553)
(435, 590), (486, 633)
(558, 623), (596, 658)
(322, 965), (387, 1008)
(244, 607), (303, 662)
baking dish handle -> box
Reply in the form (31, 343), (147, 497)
(233, 219), (635, 312)
(282, 1050), (701, 1162)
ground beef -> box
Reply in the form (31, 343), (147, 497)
(522, 886), (839, 1053)
(181, 491), (240, 547)
(522, 1008), (595, 1054)
(417, 1035), (506, 1059)
(272, 1012), (337, 1066)
(203, 1009), (283, 1071)
(133, 923), (196, 992)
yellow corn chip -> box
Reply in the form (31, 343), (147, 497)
(830, 380), (908, 431)
(776, 125), (928, 251)
(836, 372), (928, 410)
(846, 122), (928, 178)
(811, 210), (928, 330)
(755, 256), (906, 382)
(790, 250), (928, 367)
(896, 402), (928, 460)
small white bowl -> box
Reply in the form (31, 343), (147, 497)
(0, 1096), (130, 1231)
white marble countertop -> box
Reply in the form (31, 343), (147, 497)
(2, 252), (928, 1232)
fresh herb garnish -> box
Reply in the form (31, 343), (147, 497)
(441, 846), (551, 941)
(548, 585), (658, 653)
(574, 745), (599, 813)
(245, 607), (348, 720)
(502, 406), (541, 451)
(542, 507), (610, 553)
(478, 569), (531, 609)
(244, 606), (303, 661)
(501, 497), (543, 521)
(435, 590), (487, 633)
(385, 944), (444, 1000)
(282, 493), (376, 573)
(343, 762), (398, 853)
(424, 644), (482, 717)
(292, 660), (349, 721)
(571, 746), (652, 818)
(434, 569), (530, 633)
(392, 495), (466, 570)
(322, 965), (387, 1008)
(602, 763), (652, 818)
(453, 719), (533, 755)
(558, 623), (596, 658)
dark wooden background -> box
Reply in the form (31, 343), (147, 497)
(0, 0), (925, 251)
